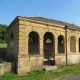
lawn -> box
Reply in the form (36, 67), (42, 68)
(0, 44), (7, 53)
(0, 44), (7, 48)
(0, 64), (80, 80)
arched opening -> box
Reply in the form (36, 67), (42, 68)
(58, 35), (64, 53)
(28, 31), (40, 55)
(70, 36), (76, 52)
(43, 32), (55, 65)
(79, 38), (80, 52)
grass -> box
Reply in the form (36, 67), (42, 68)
(0, 44), (7, 48)
(0, 44), (7, 53)
(0, 64), (80, 80)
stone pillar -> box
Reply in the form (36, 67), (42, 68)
(76, 39), (80, 63)
(18, 25), (28, 55)
(40, 39), (43, 55)
(67, 36), (70, 53)
(76, 39), (79, 54)
(17, 25), (29, 75)
(39, 37), (44, 66)
(55, 37), (58, 55)
(55, 36), (58, 65)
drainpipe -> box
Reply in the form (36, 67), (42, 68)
(65, 25), (68, 66)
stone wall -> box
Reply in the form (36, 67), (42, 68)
(0, 62), (11, 75)
(7, 20), (19, 62)
(17, 55), (43, 75)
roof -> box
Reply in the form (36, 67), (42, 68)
(9, 16), (80, 30)
(21, 16), (80, 30)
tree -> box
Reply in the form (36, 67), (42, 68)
(0, 24), (8, 43)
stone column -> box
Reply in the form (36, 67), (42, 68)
(39, 37), (44, 65)
(18, 25), (28, 56)
(76, 39), (80, 63)
(54, 36), (58, 65)
(40, 39), (43, 55)
(67, 36), (70, 53)
(76, 39), (79, 54)
(55, 37), (58, 55)
(17, 25), (29, 75)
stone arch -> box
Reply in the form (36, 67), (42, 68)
(69, 35), (77, 41)
(43, 32), (55, 65)
(28, 31), (40, 55)
(79, 38), (80, 52)
(70, 36), (76, 52)
(58, 35), (65, 53)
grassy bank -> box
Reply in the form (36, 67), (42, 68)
(0, 64), (80, 80)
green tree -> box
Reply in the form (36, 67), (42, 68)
(0, 24), (8, 43)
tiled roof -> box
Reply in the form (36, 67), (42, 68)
(24, 16), (80, 30)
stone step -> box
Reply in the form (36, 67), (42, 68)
(43, 65), (57, 71)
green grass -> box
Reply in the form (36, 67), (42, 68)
(0, 64), (80, 80)
(0, 44), (7, 48)
(0, 44), (7, 53)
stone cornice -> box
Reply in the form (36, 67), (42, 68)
(7, 16), (19, 30)
(18, 16), (65, 29)
(8, 16), (80, 31)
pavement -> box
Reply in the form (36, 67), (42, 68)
(54, 72), (80, 80)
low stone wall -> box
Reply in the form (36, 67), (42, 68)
(67, 54), (79, 64)
(0, 62), (11, 75)
(17, 55), (44, 75)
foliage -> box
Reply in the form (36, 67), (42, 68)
(0, 64), (80, 80)
(0, 24), (8, 43)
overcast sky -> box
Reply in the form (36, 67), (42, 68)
(0, 0), (80, 26)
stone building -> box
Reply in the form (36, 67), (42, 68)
(7, 16), (80, 75)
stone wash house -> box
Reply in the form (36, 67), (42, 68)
(7, 16), (80, 75)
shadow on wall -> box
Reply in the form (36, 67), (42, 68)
(0, 47), (17, 74)
(0, 48), (7, 59)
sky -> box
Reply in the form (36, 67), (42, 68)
(0, 0), (80, 26)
